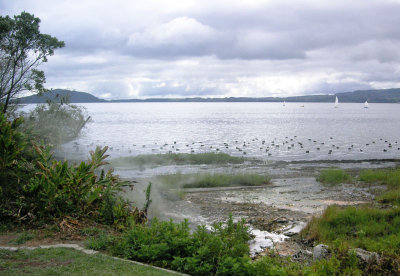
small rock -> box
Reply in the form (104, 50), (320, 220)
(354, 248), (381, 264)
(313, 244), (329, 261)
(274, 242), (301, 257)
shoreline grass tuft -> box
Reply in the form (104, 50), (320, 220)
(155, 172), (271, 189)
(301, 205), (400, 255)
(316, 168), (352, 185)
(110, 152), (246, 168)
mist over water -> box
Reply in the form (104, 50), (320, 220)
(55, 102), (400, 162)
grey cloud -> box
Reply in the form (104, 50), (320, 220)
(3, 0), (400, 99)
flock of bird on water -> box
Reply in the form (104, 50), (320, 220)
(71, 98), (399, 159)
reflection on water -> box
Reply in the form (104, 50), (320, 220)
(51, 102), (400, 161)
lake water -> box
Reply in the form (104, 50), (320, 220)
(58, 102), (400, 161)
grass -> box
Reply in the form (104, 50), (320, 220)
(316, 168), (352, 185)
(9, 231), (36, 245)
(359, 168), (400, 189)
(302, 166), (400, 268)
(359, 168), (400, 205)
(301, 205), (400, 255)
(110, 152), (246, 168)
(0, 248), (176, 275)
(156, 172), (271, 189)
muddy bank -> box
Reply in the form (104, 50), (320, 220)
(120, 160), (394, 257)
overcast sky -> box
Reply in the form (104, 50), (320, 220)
(2, 0), (400, 99)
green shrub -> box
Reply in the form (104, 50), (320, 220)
(0, 114), (34, 221)
(317, 168), (352, 185)
(85, 233), (114, 251)
(23, 145), (134, 224)
(1, 111), (139, 226)
(109, 215), (252, 275)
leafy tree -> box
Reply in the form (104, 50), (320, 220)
(0, 12), (64, 114)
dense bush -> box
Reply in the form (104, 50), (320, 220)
(0, 112), (139, 226)
(92, 215), (258, 275)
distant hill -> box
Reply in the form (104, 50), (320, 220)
(16, 88), (400, 103)
(17, 89), (106, 103)
(334, 88), (400, 103)
(110, 88), (400, 103)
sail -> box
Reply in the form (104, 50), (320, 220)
(364, 101), (369, 108)
(334, 96), (339, 108)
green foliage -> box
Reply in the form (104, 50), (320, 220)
(302, 205), (400, 255)
(378, 189), (400, 205)
(358, 169), (388, 183)
(110, 152), (246, 168)
(316, 168), (352, 185)
(22, 100), (90, 146)
(23, 145), (133, 223)
(359, 168), (400, 205)
(107, 215), (254, 275)
(0, 114), (34, 220)
(85, 232), (114, 251)
(10, 231), (36, 245)
(359, 168), (400, 188)
(143, 182), (152, 214)
(0, 112), (137, 226)
(0, 115), (26, 169)
(157, 172), (271, 189)
(0, 12), (64, 114)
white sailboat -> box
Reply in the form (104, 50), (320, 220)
(334, 96), (339, 108)
(283, 101), (286, 107)
(364, 101), (369, 108)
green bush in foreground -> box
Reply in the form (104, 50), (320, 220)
(89, 215), (372, 275)
(0, 113), (140, 226)
(88, 215), (288, 276)
(316, 168), (352, 185)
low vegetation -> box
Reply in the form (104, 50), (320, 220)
(302, 205), (400, 254)
(156, 172), (271, 189)
(86, 215), (298, 275)
(302, 167), (400, 274)
(316, 168), (352, 185)
(110, 152), (246, 168)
